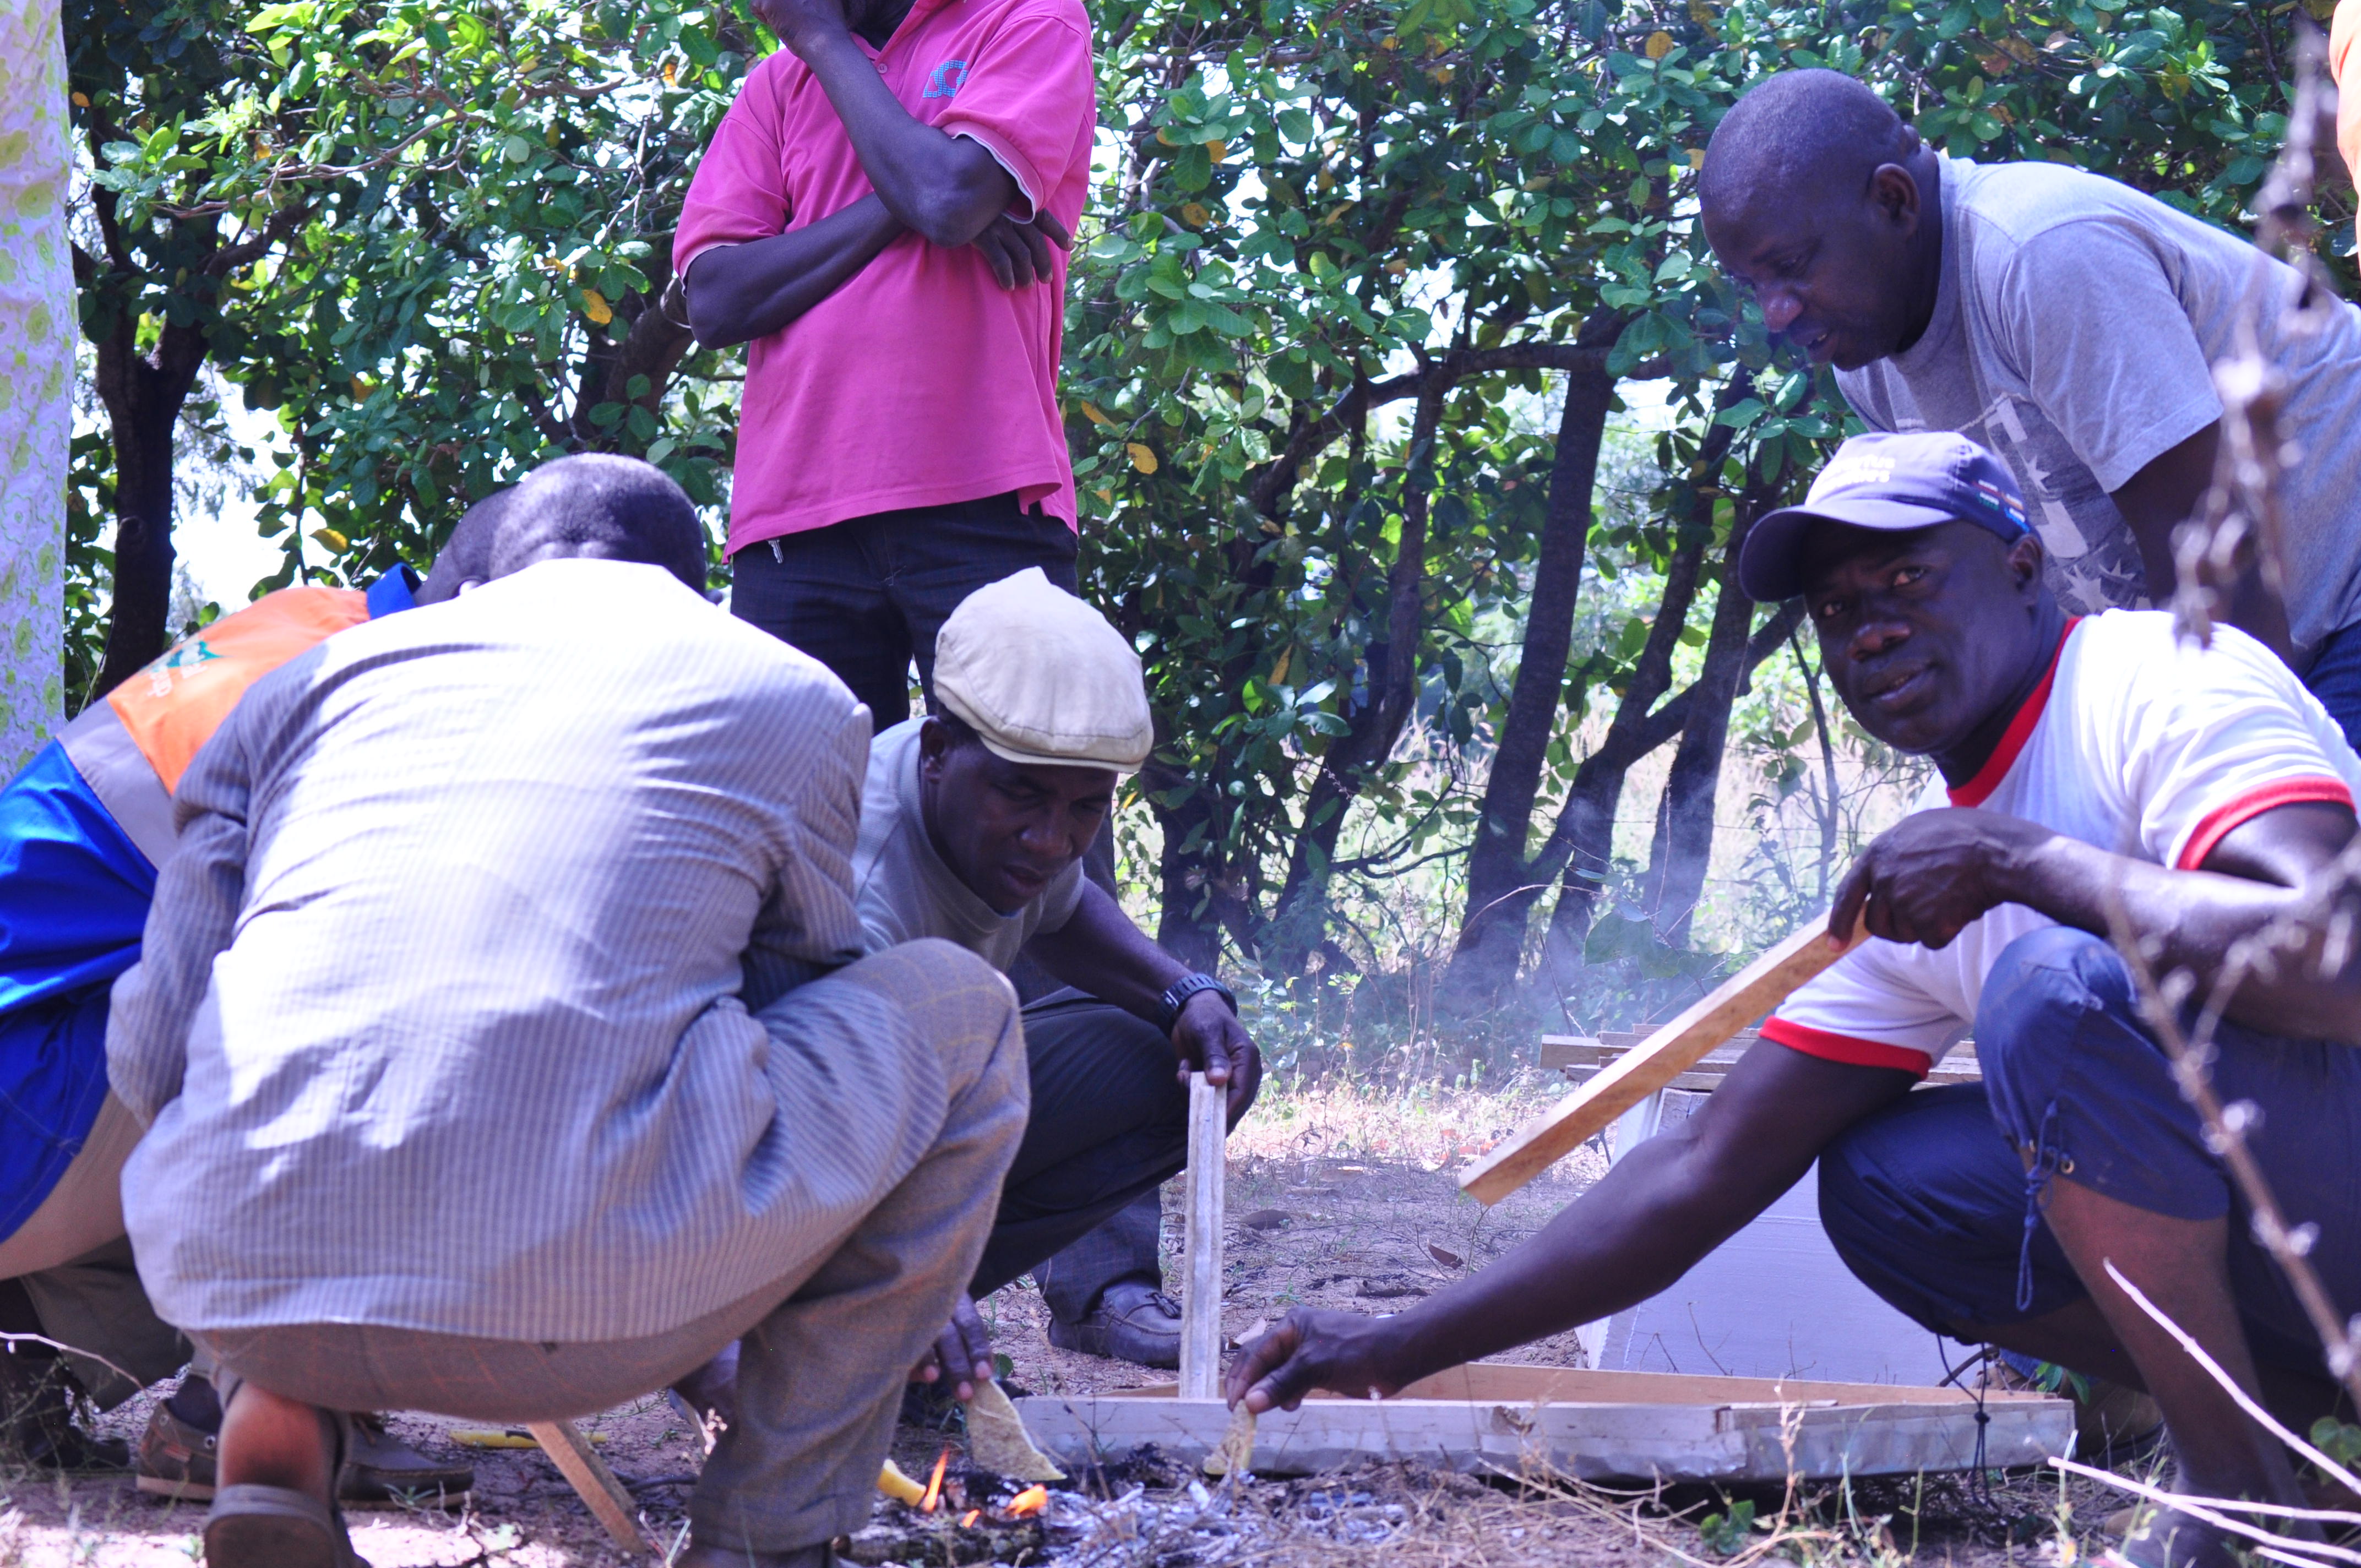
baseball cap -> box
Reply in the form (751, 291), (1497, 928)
(1738, 431), (2031, 602)
(934, 568), (1155, 771)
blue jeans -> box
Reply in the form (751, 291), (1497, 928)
(1818, 927), (2361, 1376)
(2303, 620), (2361, 756)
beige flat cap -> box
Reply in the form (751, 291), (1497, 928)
(935, 568), (1154, 771)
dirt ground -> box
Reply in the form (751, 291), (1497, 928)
(0, 1081), (2151, 1565)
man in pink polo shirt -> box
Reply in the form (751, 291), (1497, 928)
(676, 0), (1094, 728)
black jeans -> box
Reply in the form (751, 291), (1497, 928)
(729, 493), (1079, 731)
(969, 993), (1186, 1321)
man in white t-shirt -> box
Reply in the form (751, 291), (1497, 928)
(1696, 69), (2361, 754)
(1226, 434), (2361, 1568)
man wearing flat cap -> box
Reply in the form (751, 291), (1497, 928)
(877, 568), (1262, 1379)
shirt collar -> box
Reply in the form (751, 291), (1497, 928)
(365, 567), (420, 619)
(1947, 617), (2080, 808)
(894, 726), (1034, 935)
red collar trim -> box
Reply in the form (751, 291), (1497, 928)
(1947, 618), (2080, 808)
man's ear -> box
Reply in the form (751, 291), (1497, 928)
(1868, 162), (1922, 230)
(917, 716), (950, 778)
(2005, 532), (2047, 597)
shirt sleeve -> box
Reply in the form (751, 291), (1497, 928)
(932, 3), (1095, 223)
(741, 701), (874, 1013)
(674, 63), (792, 282)
(104, 696), (260, 1126)
(2115, 624), (2360, 870)
(1760, 938), (1966, 1080)
(1993, 220), (2223, 492)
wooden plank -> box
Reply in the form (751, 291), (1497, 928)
(526, 1419), (650, 1558)
(1178, 1072), (1226, 1400)
(1463, 915), (1865, 1205)
(1014, 1363), (2072, 1483)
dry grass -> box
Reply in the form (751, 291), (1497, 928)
(1225, 1069), (1595, 1178)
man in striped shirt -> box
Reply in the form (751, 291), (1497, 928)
(113, 455), (1027, 1568)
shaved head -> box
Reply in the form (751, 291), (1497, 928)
(490, 454), (706, 592)
(416, 486), (516, 605)
(1701, 69), (1911, 220)
(1700, 69), (1943, 373)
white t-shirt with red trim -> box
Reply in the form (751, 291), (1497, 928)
(1762, 610), (2360, 1077)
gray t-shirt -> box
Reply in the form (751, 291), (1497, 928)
(850, 717), (1082, 968)
(1838, 154), (2361, 651)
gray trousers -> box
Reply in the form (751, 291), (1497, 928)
(973, 994), (1185, 1321)
(205, 941), (1027, 1555)
(0, 1093), (189, 1408)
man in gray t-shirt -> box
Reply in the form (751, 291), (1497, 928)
(1699, 68), (2361, 748)
(856, 569), (1264, 1375)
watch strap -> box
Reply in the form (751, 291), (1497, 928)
(1156, 972), (1236, 1034)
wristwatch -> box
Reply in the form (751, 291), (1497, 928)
(1155, 972), (1237, 1034)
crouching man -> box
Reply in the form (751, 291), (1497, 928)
(1230, 433), (2361, 1568)
(867, 569), (1261, 1382)
(108, 455), (1025, 1568)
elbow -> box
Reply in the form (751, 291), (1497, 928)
(906, 172), (1006, 249)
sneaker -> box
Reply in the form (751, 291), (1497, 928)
(1047, 1282), (1183, 1369)
(137, 1403), (472, 1509)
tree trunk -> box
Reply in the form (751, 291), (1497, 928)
(0, 0), (70, 757)
(1144, 756), (1227, 973)
(1263, 384), (1443, 972)
(1444, 350), (1615, 1004)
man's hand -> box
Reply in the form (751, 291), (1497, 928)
(1225, 1309), (1408, 1414)
(1830, 807), (2055, 950)
(750, 0), (855, 58)
(969, 209), (1073, 288)
(1173, 990), (1261, 1124)
(908, 1293), (995, 1402)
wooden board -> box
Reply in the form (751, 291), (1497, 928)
(526, 1418), (650, 1557)
(1461, 916), (1864, 1205)
(1178, 1072), (1226, 1400)
(1015, 1363), (2071, 1484)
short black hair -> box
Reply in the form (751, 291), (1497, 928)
(488, 454), (706, 592)
(416, 486), (515, 605)
(1700, 69), (1912, 219)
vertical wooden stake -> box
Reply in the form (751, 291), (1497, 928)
(527, 1418), (650, 1557)
(1178, 1071), (1226, 1400)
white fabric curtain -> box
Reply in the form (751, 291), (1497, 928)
(0, 0), (70, 770)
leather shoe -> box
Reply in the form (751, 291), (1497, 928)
(139, 1400), (471, 1508)
(1047, 1281), (1183, 1369)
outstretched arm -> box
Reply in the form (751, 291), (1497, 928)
(1227, 1044), (1916, 1412)
(1826, 800), (2360, 1041)
(2110, 423), (2297, 665)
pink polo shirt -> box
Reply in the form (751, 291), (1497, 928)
(675, 0), (1094, 554)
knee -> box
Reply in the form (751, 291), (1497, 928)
(1972, 925), (2135, 1083)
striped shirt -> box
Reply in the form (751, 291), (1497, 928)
(109, 560), (877, 1341)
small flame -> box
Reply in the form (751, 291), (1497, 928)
(920, 1446), (951, 1513)
(960, 1509), (981, 1528)
(1005, 1484), (1048, 1518)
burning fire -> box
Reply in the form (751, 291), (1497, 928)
(919, 1446), (951, 1513)
(959, 1510), (981, 1528)
(1005, 1485), (1048, 1518)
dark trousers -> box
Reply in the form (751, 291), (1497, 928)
(970, 994), (1185, 1321)
(1819, 926), (2361, 1377)
(2303, 619), (2361, 757)
(728, 492), (1079, 731)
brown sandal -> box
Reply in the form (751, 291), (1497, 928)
(202, 1379), (370, 1568)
